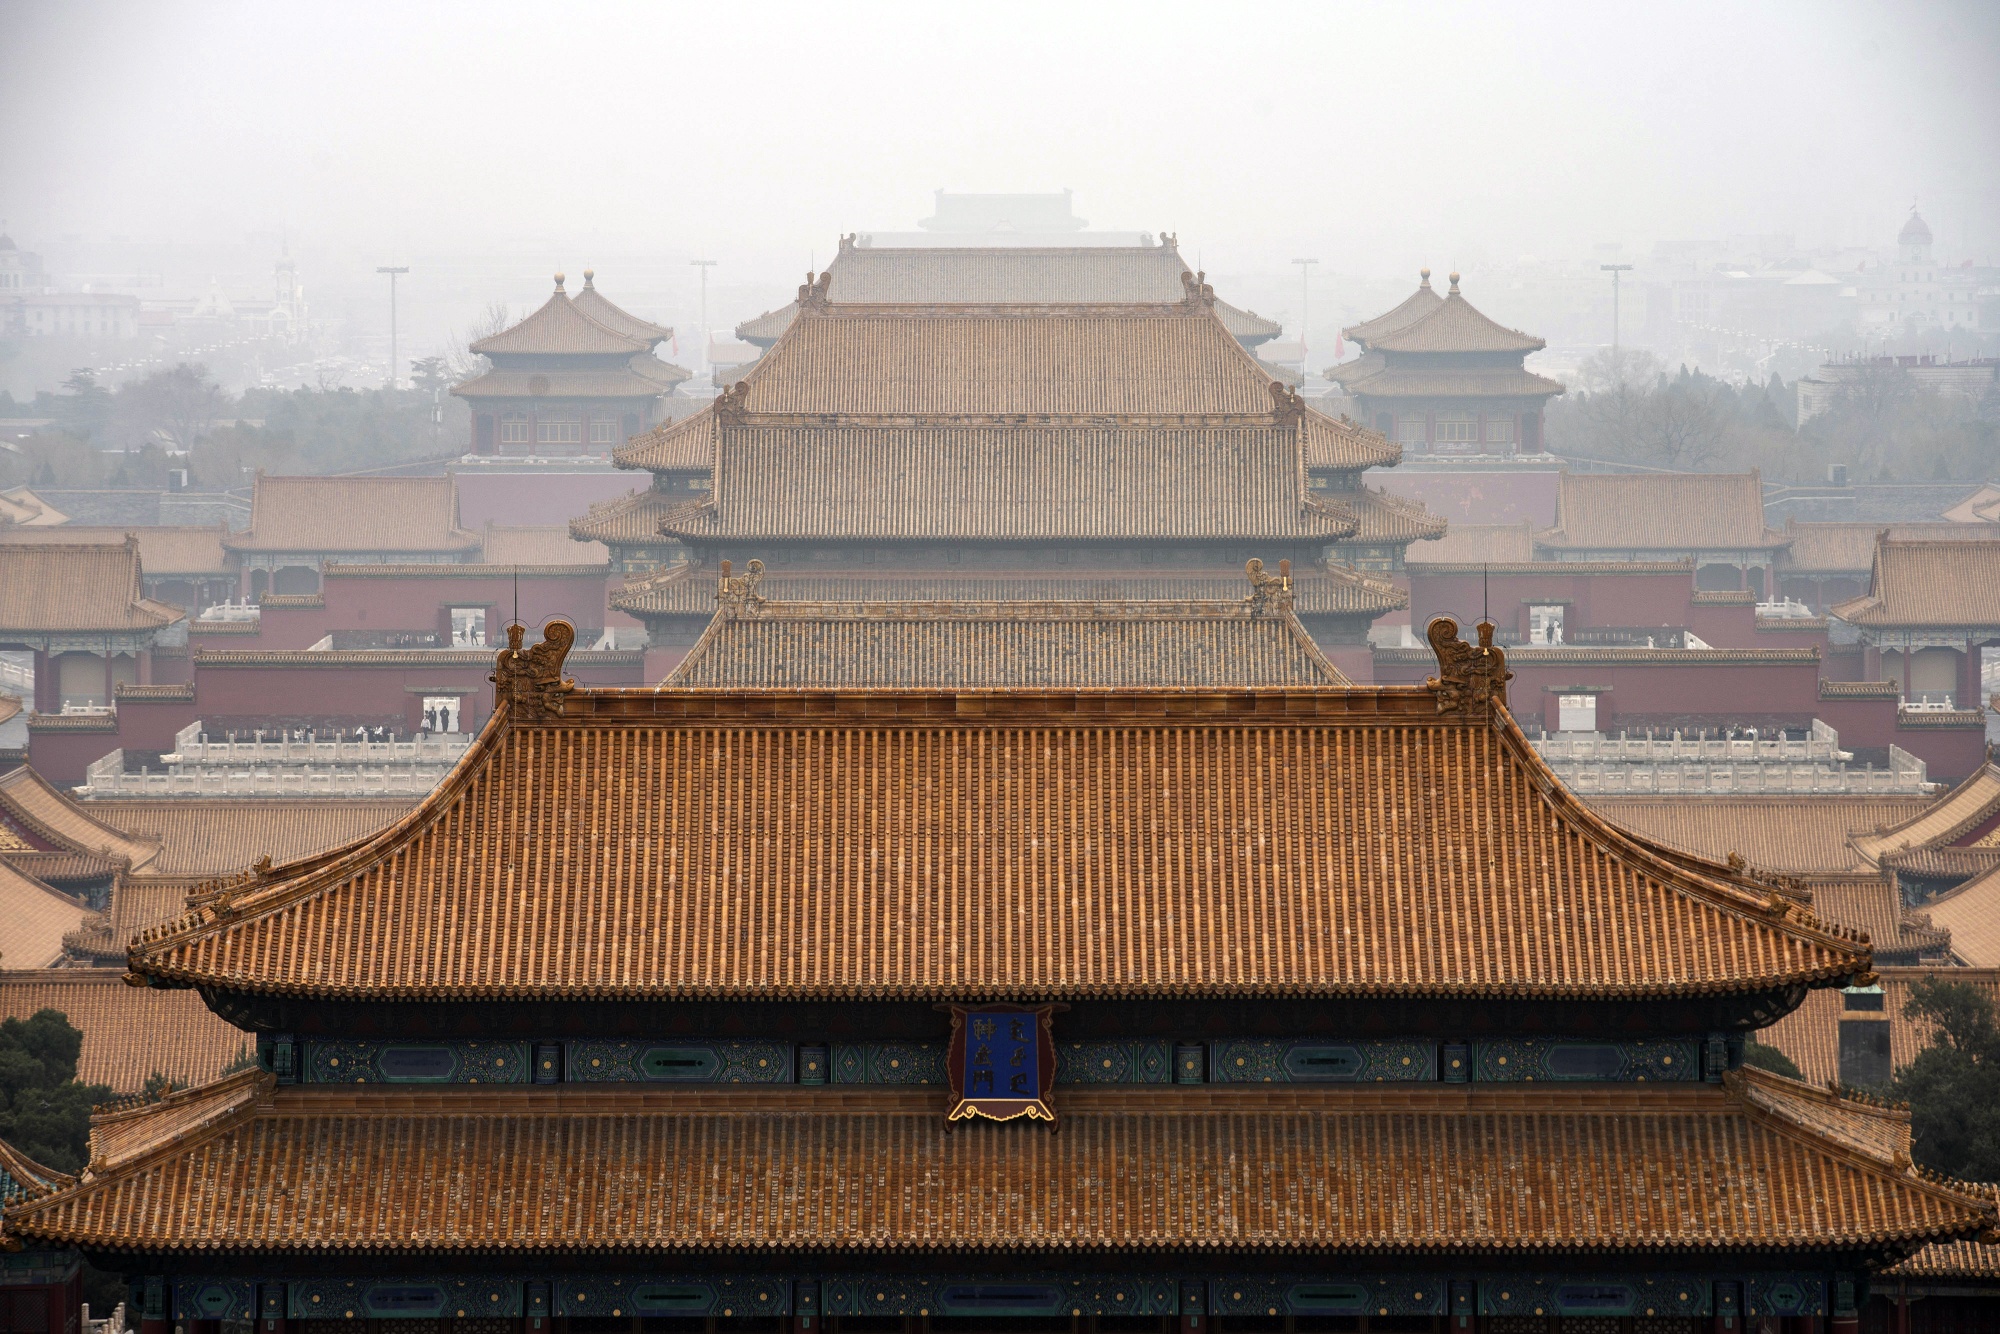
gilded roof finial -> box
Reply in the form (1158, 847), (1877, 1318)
(1448, 271), (1461, 294)
(490, 619), (576, 720)
(553, 272), (566, 291)
(1424, 615), (1512, 713)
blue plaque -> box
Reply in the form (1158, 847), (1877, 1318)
(946, 1004), (1057, 1123)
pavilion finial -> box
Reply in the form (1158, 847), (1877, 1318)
(1245, 558), (1293, 614)
(490, 619), (576, 720)
(1419, 268), (1431, 288)
(582, 269), (595, 287)
(1424, 616), (1511, 714)
(716, 558), (767, 615)
(1448, 272), (1461, 294)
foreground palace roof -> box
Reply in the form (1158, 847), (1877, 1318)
(733, 238), (1282, 346)
(1832, 537), (2000, 630)
(5, 1067), (1990, 1257)
(125, 624), (1871, 1003)
(665, 566), (1348, 690)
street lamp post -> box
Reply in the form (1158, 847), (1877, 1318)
(376, 266), (409, 389)
(1292, 258), (1318, 368)
(1600, 263), (1634, 356)
(690, 260), (717, 372)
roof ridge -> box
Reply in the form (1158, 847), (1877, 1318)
(82, 1067), (270, 1177)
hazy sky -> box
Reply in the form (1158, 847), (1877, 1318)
(5, 0), (1997, 278)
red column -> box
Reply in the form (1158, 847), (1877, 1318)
(32, 648), (52, 712)
(101, 651), (114, 708)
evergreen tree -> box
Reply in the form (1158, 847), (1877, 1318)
(1890, 978), (2000, 1180)
(0, 1009), (110, 1174)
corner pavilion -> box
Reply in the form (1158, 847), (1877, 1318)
(2, 618), (1994, 1334)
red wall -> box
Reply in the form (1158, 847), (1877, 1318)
(1411, 568), (1695, 642)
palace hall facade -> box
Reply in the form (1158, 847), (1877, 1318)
(3, 618), (1995, 1333)
(574, 262), (1442, 674)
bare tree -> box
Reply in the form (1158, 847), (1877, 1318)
(444, 302), (512, 384)
(117, 363), (226, 451)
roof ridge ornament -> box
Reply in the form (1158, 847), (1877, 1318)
(716, 558), (766, 615)
(1179, 268), (1215, 310)
(1448, 271), (1461, 295)
(1419, 268), (1431, 289)
(1268, 379), (1306, 427)
(1425, 615), (1512, 713)
(712, 377), (751, 425)
(1245, 558), (1292, 614)
(490, 619), (576, 720)
(797, 269), (833, 312)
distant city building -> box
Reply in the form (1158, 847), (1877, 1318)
(453, 271), (690, 457)
(0, 229), (47, 292)
(1796, 352), (1999, 424)
(0, 290), (140, 339)
(1326, 270), (1564, 456)
(1857, 210), (1982, 334)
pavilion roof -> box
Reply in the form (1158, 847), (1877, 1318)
(1341, 274), (1446, 346)
(468, 281), (649, 357)
(1328, 362), (1565, 400)
(0, 524), (232, 576)
(611, 564), (1407, 622)
(0, 765), (164, 870)
(665, 577), (1348, 690)
(567, 489), (685, 546)
(1832, 537), (2000, 629)
(5, 1068), (1990, 1257)
(1366, 280), (1544, 355)
(1539, 472), (1783, 553)
(569, 273), (671, 344)
(0, 540), (185, 634)
(0, 969), (248, 1093)
(127, 625), (1871, 1003)
(450, 359), (689, 400)
(734, 241), (1282, 345)
(1921, 863), (2000, 966)
(1849, 762), (2000, 867)
(0, 1134), (70, 1206)
(226, 475), (481, 555)
(0, 858), (87, 969)
(1587, 794), (1934, 876)
(1778, 520), (1999, 575)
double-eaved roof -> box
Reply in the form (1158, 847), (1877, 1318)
(124, 627), (1870, 1003)
(734, 237), (1282, 347)
(666, 569), (1348, 690)
(455, 273), (689, 401)
(616, 294), (1401, 550)
(5, 1065), (1992, 1257)
(1329, 272), (1562, 403)
(1833, 536), (2000, 630)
